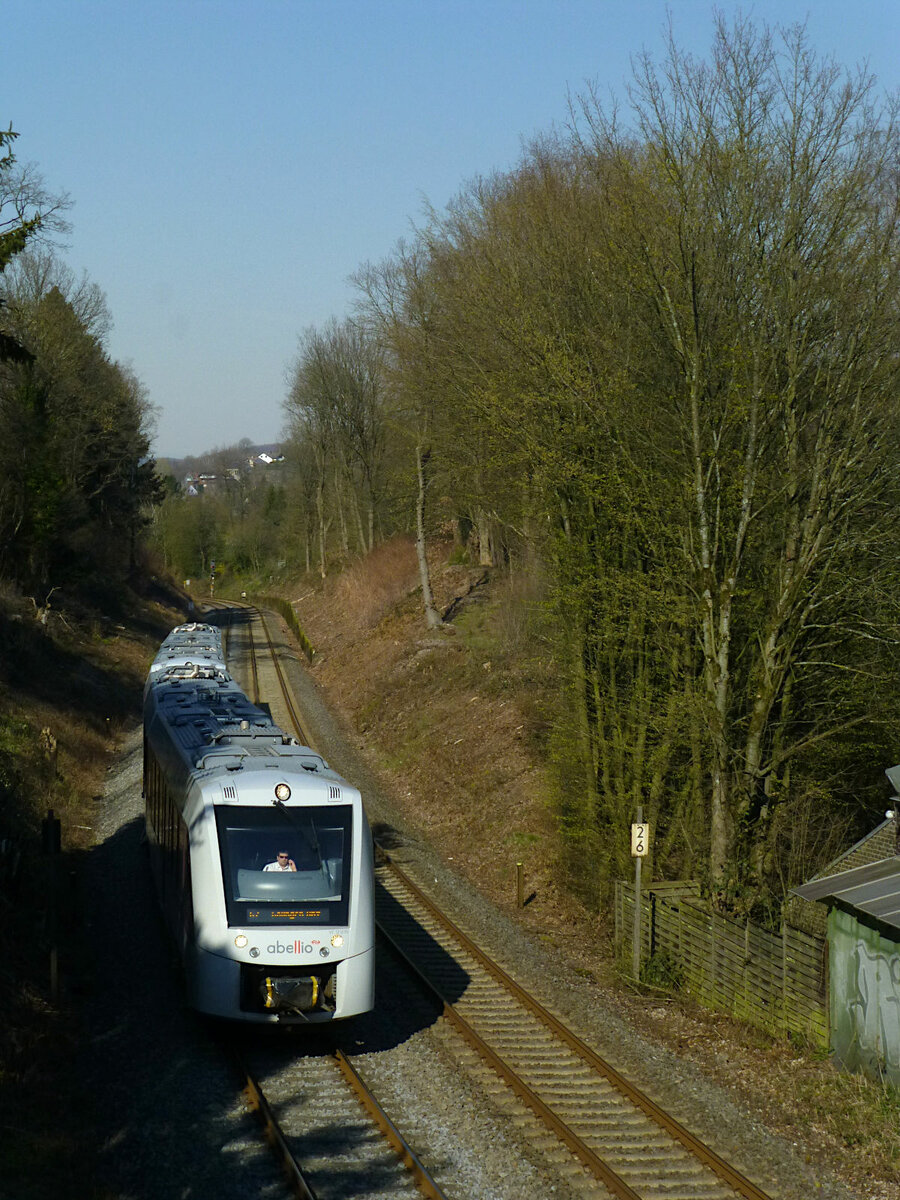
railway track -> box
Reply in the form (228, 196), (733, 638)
(215, 600), (776, 1200)
(375, 862), (773, 1200)
(233, 1053), (317, 1200)
(214, 599), (259, 701)
(233, 1041), (445, 1200)
(215, 602), (449, 1199)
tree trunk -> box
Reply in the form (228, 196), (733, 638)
(475, 506), (494, 567)
(415, 442), (442, 629)
(316, 478), (327, 579)
(334, 465), (349, 557)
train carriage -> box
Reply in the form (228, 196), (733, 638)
(146, 621), (228, 686)
(142, 631), (375, 1023)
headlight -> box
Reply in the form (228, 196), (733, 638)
(274, 782), (291, 802)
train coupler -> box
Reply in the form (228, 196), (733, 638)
(241, 961), (337, 1014)
(263, 974), (319, 1011)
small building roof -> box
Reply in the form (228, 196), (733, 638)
(793, 856), (900, 932)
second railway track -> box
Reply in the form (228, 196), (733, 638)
(375, 857), (771, 1200)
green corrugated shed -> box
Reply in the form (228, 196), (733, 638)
(794, 820), (900, 1087)
(828, 906), (900, 1086)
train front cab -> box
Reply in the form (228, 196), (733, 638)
(191, 794), (374, 1023)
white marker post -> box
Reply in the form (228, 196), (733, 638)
(631, 807), (649, 979)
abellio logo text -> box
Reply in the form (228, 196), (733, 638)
(268, 940), (317, 955)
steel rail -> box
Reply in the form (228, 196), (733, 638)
(380, 851), (773, 1200)
(377, 920), (642, 1199)
(333, 1050), (448, 1200)
(207, 599), (236, 678)
(238, 1059), (319, 1200)
(256, 608), (309, 742)
(216, 599), (259, 701)
(246, 607), (261, 704)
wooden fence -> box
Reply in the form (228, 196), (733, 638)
(615, 881), (828, 1048)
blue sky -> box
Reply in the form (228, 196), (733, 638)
(4, 1), (899, 458)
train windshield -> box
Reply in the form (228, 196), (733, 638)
(215, 805), (352, 927)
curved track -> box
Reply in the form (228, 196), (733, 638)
(213, 600), (775, 1200)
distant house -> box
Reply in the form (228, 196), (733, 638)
(182, 472), (217, 496)
(172, 445), (284, 494)
(249, 447), (284, 468)
(793, 786), (900, 1087)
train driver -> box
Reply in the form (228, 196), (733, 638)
(263, 850), (297, 872)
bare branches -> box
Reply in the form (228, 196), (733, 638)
(0, 127), (71, 266)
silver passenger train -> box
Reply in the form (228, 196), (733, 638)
(146, 621), (227, 685)
(142, 624), (375, 1023)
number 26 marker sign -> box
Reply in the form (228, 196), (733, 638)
(631, 823), (649, 857)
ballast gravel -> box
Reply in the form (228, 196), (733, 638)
(70, 638), (867, 1200)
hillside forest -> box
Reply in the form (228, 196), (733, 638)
(5, 18), (900, 928)
(0, 129), (161, 602)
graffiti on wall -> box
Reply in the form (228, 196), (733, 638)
(832, 907), (900, 1086)
(849, 941), (900, 1076)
